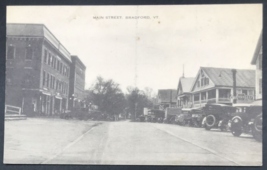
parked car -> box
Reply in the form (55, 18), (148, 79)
(176, 108), (193, 126)
(202, 103), (235, 131)
(60, 107), (90, 120)
(191, 108), (205, 127)
(138, 115), (146, 122)
(229, 100), (262, 142)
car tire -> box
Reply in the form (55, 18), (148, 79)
(204, 124), (212, 130)
(252, 114), (262, 142)
(205, 114), (216, 128)
(231, 129), (242, 137)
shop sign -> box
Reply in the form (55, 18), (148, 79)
(230, 94), (254, 101)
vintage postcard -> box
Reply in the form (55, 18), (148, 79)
(4, 4), (262, 165)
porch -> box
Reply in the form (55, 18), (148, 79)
(193, 89), (232, 106)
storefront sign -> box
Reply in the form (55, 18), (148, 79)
(230, 94), (254, 101)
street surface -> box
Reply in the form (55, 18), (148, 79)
(4, 119), (262, 166)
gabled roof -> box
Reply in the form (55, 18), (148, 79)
(180, 77), (195, 93)
(251, 30), (262, 65)
(7, 23), (71, 62)
(158, 89), (177, 103)
(200, 67), (255, 88)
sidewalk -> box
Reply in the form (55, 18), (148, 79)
(4, 118), (100, 164)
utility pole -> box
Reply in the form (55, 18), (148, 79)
(232, 69), (237, 104)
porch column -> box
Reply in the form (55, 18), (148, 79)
(216, 89), (219, 103)
(206, 91), (209, 102)
(199, 93), (202, 104)
(192, 94), (194, 107)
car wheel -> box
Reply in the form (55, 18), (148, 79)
(205, 115), (216, 128)
(204, 124), (212, 130)
(231, 129), (242, 137)
(252, 114), (262, 142)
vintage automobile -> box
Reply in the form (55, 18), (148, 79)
(176, 108), (193, 126)
(229, 100), (262, 142)
(60, 107), (91, 120)
(138, 115), (146, 122)
(191, 108), (205, 127)
(202, 103), (235, 131)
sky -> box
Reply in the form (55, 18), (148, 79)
(7, 4), (262, 94)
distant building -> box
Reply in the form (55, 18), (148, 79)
(251, 31), (262, 100)
(190, 67), (255, 108)
(68, 55), (86, 109)
(157, 89), (177, 109)
(176, 77), (195, 108)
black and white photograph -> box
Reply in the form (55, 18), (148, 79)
(4, 4), (262, 166)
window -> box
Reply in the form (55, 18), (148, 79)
(47, 73), (50, 87)
(57, 60), (60, 71)
(242, 90), (248, 95)
(60, 63), (63, 74)
(50, 75), (53, 88)
(43, 71), (46, 86)
(259, 78), (262, 94)
(56, 80), (58, 90)
(206, 78), (209, 85)
(7, 46), (15, 59)
(55, 59), (57, 70)
(26, 47), (33, 60)
(67, 67), (69, 77)
(197, 81), (200, 87)
(49, 54), (53, 66)
(44, 50), (47, 63)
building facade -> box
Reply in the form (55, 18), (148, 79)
(176, 77), (195, 108)
(157, 89), (177, 109)
(6, 23), (77, 116)
(190, 67), (255, 108)
(251, 31), (262, 100)
(68, 55), (86, 109)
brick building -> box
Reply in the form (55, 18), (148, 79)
(5, 23), (85, 116)
(68, 55), (86, 109)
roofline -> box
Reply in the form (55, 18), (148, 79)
(251, 30), (262, 65)
(71, 55), (86, 69)
(7, 23), (72, 62)
(200, 66), (255, 72)
(190, 68), (201, 92)
(177, 77), (195, 96)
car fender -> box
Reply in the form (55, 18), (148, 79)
(202, 116), (206, 125)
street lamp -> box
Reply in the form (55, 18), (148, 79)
(218, 69), (237, 104)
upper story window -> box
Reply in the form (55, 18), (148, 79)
(7, 45), (15, 59)
(200, 70), (209, 87)
(43, 71), (46, 87)
(60, 63), (63, 74)
(47, 73), (50, 87)
(26, 46), (33, 60)
(44, 50), (47, 63)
